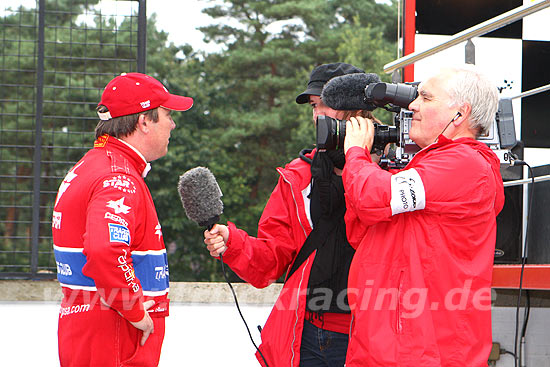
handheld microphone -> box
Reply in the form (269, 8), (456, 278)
(321, 73), (381, 111)
(177, 167), (270, 366)
(177, 166), (223, 230)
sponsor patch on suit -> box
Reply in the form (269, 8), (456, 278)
(108, 223), (131, 245)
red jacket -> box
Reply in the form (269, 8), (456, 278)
(52, 135), (169, 322)
(342, 136), (504, 367)
(222, 150), (335, 367)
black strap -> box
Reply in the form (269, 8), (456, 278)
(299, 148), (313, 164)
(285, 215), (338, 282)
(286, 148), (338, 282)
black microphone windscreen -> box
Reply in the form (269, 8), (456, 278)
(321, 73), (381, 111)
(178, 166), (223, 229)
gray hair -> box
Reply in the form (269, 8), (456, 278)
(439, 65), (499, 136)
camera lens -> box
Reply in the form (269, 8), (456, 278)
(316, 115), (399, 152)
(316, 115), (346, 150)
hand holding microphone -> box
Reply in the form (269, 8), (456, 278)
(204, 224), (229, 257)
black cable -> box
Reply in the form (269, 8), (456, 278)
(519, 290), (531, 366)
(512, 163), (534, 367)
(219, 254), (270, 367)
(501, 348), (517, 358)
(514, 256), (527, 367)
(520, 290), (531, 339)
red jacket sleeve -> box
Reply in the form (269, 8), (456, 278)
(220, 178), (303, 288)
(82, 174), (145, 322)
(343, 147), (394, 225)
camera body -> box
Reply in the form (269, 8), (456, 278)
(365, 82), (421, 168)
(316, 81), (518, 169)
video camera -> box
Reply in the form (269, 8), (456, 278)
(317, 80), (519, 169)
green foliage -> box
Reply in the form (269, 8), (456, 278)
(336, 16), (396, 123)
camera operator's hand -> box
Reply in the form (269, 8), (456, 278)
(204, 224), (229, 257)
(344, 116), (374, 154)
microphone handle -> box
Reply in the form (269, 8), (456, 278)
(199, 215), (220, 231)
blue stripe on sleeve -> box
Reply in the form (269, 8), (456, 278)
(54, 248), (169, 293)
(132, 252), (169, 292)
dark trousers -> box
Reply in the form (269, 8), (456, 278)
(299, 319), (349, 367)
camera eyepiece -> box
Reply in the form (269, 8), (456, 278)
(365, 82), (419, 110)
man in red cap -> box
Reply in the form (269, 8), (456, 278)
(52, 72), (193, 366)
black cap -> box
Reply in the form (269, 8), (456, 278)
(296, 62), (365, 104)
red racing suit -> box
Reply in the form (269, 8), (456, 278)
(52, 135), (169, 366)
(342, 136), (504, 367)
(221, 149), (351, 366)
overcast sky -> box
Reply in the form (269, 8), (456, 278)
(1, 0), (221, 52)
(147, 0), (222, 53)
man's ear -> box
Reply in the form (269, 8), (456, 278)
(136, 114), (149, 133)
(453, 104), (472, 127)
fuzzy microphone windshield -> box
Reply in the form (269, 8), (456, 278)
(321, 73), (381, 111)
(178, 167), (223, 229)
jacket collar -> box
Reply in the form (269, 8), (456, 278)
(93, 134), (151, 178)
(417, 135), (474, 157)
(413, 135), (501, 172)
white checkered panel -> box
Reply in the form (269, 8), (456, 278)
(412, 0), (550, 163)
(413, 35), (524, 138)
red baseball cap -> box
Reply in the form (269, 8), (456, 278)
(97, 72), (194, 120)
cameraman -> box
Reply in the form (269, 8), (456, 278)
(204, 63), (381, 367)
(342, 65), (505, 366)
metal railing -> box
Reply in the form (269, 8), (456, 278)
(0, 0), (146, 279)
(384, 0), (550, 74)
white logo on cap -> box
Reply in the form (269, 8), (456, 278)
(140, 100), (151, 108)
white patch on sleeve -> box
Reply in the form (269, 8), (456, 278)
(390, 168), (426, 216)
